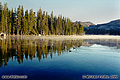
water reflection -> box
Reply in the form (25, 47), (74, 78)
(0, 36), (120, 67)
(0, 36), (83, 67)
(83, 39), (120, 49)
(0, 36), (120, 80)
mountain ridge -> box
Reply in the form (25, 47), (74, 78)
(80, 21), (95, 27)
(84, 19), (120, 35)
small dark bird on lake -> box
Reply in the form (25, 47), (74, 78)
(73, 47), (76, 49)
(69, 50), (72, 52)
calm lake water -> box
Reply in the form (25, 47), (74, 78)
(0, 36), (120, 80)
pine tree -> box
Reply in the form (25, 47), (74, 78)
(79, 22), (84, 34)
(0, 2), (2, 32)
(8, 22), (11, 35)
(41, 11), (45, 35)
(38, 19), (40, 34)
(71, 23), (74, 35)
(25, 10), (29, 34)
(12, 8), (17, 35)
(66, 18), (69, 35)
(62, 17), (65, 35)
(29, 9), (34, 33)
(76, 21), (79, 35)
(50, 11), (54, 34)
(8, 10), (12, 35)
(37, 8), (42, 34)
(23, 16), (26, 34)
(33, 12), (38, 34)
(21, 6), (24, 18)
(0, 2), (2, 19)
(64, 18), (67, 35)
(4, 3), (8, 33)
(21, 5), (24, 35)
(17, 5), (21, 35)
(45, 12), (49, 35)
(54, 16), (58, 35)
(1, 6), (4, 32)
(67, 18), (71, 35)
(59, 15), (62, 35)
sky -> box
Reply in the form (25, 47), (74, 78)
(1, 0), (120, 24)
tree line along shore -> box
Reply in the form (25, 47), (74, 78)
(0, 2), (84, 36)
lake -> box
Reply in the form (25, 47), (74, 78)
(0, 36), (120, 80)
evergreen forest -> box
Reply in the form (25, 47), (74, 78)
(0, 2), (84, 35)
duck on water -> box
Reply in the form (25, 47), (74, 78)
(0, 32), (6, 40)
(0, 32), (6, 37)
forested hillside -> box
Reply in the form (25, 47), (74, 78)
(0, 2), (84, 35)
(84, 19), (120, 35)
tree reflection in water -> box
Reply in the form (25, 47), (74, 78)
(0, 36), (83, 67)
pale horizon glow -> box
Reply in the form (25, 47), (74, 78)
(1, 0), (120, 24)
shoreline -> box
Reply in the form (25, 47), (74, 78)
(5, 35), (120, 40)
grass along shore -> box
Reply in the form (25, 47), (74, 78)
(5, 35), (120, 40)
